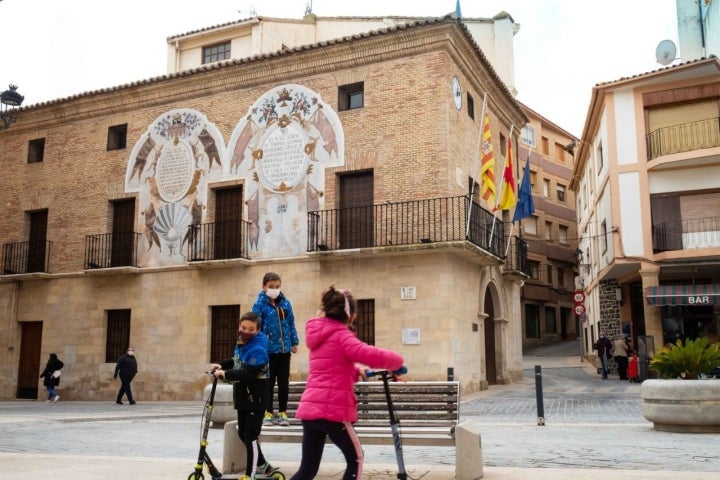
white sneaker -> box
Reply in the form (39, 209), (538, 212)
(53, 395), (60, 403)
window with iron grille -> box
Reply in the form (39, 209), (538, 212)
(107, 124), (128, 151)
(106, 309), (131, 363)
(211, 305), (240, 362)
(354, 299), (375, 345)
(203, 42), (231, 64)
(28, 138), (45, 163)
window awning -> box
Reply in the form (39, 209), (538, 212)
(645, 284), (720, 306)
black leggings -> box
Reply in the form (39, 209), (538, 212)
(268, 352), (291, 413)
(237, 409), (267, 476)
(290, 419), (363, 480)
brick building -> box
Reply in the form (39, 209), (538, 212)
(0, 16), (529, 401)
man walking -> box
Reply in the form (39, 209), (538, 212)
(114, 346), (138, 405)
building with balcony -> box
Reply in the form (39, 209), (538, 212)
(516, 105), (579, 349)
(570, 0), (720, 359)
(571, 57), (720, 356)
(0, 15), (530, 401)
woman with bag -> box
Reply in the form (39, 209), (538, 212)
(39, 353), (64, 403)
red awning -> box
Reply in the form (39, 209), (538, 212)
(645, 284), (720, 306)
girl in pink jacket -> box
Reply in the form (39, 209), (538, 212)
(290, 286), (404, 480)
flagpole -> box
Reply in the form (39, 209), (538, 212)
(465, 92), (488, 238)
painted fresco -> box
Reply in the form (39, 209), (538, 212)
(124, 85), (344, 265)
(125, 109), (225, 267)
(227, 84), (344, 259)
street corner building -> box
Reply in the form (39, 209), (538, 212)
(0, 14), (531, 401)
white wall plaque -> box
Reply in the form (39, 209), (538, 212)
(402, 328), (421, 345)
(400, 286), (416, 300)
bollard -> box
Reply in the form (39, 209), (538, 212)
(447, 367), (454, 381)
(535, 365), (545, 426)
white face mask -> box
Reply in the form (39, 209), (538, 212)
(127, 351), (135, 356)
(266, 288), (281, 299)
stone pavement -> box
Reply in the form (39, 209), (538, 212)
(1, 342), (719, 479)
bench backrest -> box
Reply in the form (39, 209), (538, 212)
(274, 381), (460, 428)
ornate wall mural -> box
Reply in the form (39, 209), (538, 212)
(125, 109), (226, 267)
(228, 84), (344, 259)
(124, 86), (344, 265)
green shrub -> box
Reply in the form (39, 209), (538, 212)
(649, 337), (720, 379)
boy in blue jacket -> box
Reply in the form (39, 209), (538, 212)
(211, 311), (275, 480)
(253, 272), (299, 427)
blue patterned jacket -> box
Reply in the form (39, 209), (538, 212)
(253, 291), (299, 354)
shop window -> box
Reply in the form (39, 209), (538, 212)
(545, 307), (557, 333)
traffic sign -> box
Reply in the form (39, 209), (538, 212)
(574, 304), (586, 316)
(573, 290), (585, 304)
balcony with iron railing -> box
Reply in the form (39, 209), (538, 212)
(186, 219), (250, 261)
(1, 240), (53, 275)
(504, 235), (529, 276)
(307, 195), (506, 259)
(646, 117), (720, 160)
(652, 215), (720, 253)
(84, 232), (141, 269)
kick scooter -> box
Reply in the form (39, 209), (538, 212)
(366, 366), (409, 480)
(187, 370), (286, 480)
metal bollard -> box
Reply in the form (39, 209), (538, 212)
(535, 365), (545, 426)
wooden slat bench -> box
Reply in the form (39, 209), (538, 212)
(223, 380), (466, 475)
(259, 380), (460, 446)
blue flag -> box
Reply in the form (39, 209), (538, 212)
(512, 154), (535, 223)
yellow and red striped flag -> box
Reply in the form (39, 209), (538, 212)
(496, 137), (517, 210)
(479, 114), (496, 205)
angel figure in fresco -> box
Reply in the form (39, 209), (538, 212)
(143, 203), (161, 252)
(197, 128), (221, 171)
(246, 190), (260, 250)
(130, 134), (156, 182)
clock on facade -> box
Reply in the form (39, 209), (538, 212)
(451, 76), (462, 110)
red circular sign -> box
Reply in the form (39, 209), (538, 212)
(573, 291), (586, 304)
(574, 305), (586, 316)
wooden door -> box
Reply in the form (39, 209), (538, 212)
(215, 187), (243, 259)
(339, 172), (374, 248)
(111, 199), (136, 267)
(27, 210), (48, 273)
(17, 322), (43, 399)
(484, 292), (497, 385)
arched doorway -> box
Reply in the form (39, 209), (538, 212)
(484, 291), (497, 385)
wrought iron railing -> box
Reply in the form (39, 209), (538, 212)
(84, 232), (140, 269)
(504, 235), (529, 274)
(646, 117), (720, 160)
(2, 240), (53, 274)
(308, 195), (505, 258)
(186, 219), (250, 261)
(652, 215), (720, 252)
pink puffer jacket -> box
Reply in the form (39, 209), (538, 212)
(295, 316), (404, 423)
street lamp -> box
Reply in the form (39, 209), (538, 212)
(1, 84), (25, 130)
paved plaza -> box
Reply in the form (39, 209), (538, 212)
(1, 341), (718, 479)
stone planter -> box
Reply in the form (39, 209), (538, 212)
(641, 379), (720, 433)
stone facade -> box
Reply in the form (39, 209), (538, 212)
(0, 18), (527, 400)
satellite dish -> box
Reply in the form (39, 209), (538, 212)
(655, 39), (677, 66)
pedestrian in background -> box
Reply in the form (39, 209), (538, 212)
(594, 333), (613, 379)
(253, 272), (299, 427)
(39, 353), (64, 403)
(612, 335), (630, 380)
(290, 286), (404, 480)
(114, 346), (138, 405)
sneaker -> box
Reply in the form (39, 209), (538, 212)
(116, 401), (124, 405)
(257, 462), (273, 475)
(278, 411), (289, 426)
(129, 400), (136, 405)
(53, 395), (60, 403)
(263, 412), (274, 426)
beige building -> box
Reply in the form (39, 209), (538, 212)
(0, 16), (530, 402)
(570, 0), (720, 360)
(516, 105), (579, 349)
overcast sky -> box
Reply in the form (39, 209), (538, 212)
(1, 0), (678, 136)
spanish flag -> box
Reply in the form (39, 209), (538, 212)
(496, 137), (517, 210)
(479, 114), (496, 205)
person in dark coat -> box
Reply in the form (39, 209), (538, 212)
(39, 353), (64, 403)
(595, 333), (613, 379)
(114, 346), (138, 405)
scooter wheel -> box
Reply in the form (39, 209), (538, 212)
(270, 472), (286, 480)
(187, 472), (205, 480)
